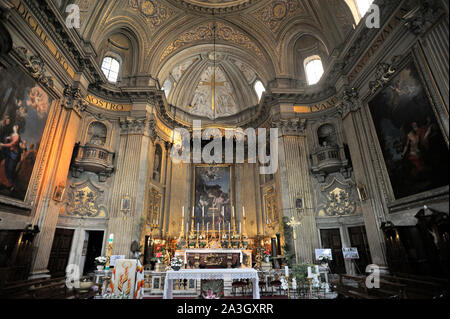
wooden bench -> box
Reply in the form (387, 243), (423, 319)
(0, 276), (98, 299)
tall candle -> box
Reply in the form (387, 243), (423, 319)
(207, 223), (209, 233)
(182, 206), (185, 218)
(192, 206), (195, 218)
(219, 223), (221, 233)
(197, 223), (200, 233)
(243, 207), (245, 218)
(202, 206), (205, 218)
(232, 206), (235, 218)
(239, 222), (242, 234)
(285, 266), (289, 277)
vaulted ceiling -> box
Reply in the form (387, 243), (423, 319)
(58, 0), (356, 119)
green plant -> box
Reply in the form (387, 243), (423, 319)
(292, 263), (313, 285)
(282, 217), (295, 268)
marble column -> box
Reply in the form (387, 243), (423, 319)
(105, 115), (152, 258)
(338, 89), (388, 269)
(276, 119), (320, 264)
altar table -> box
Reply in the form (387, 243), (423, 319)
(163, 269), (260, 299)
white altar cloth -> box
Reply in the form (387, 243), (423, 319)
(163, 269), (260, 299)
(183, 249), (243, 264)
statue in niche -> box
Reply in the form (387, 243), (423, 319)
(87, 121), (107, 146)
(153, 144), (162, 182)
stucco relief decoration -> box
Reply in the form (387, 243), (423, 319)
(160, 22), (264, 62)
(316, 178), (360, 217)
(254, 0), (303, 32)
(129, 0), (173, 28)
(62, 180), (107, 218)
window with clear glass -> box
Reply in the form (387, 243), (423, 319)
(162, 79), (173, 99)
(305, 58), (324, 86)
(254, 80), (266, 101)
(101, 57), (120, 83)
(356, 0), (374, 17)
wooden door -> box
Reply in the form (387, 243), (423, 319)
(48, 229), (74, 278)
(348, 226), (372, 274)
(320, 229), (346, 274)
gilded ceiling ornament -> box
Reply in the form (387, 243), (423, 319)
(129, 0), (173, 28)
(253, 0), (303, 33)
(160, 22), (264, 62)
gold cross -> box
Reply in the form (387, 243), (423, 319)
(287, 216), (301, 240)
(200, 72), (226, 111)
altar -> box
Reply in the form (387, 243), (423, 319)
(163, 269), (260, 299)
(178, 249), (252, 269)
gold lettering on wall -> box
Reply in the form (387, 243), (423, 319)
(12, 0), (76, 79)
(85, 94), (132, 112)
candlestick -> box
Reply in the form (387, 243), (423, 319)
(105, 234), (114, 271)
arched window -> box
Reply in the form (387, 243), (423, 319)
(101, 56), (120, 83)
(162, 78), (173, 99)
(305, 56), (324, 86)
(356, 0), (374, 17)
(254, 80), (266, 101)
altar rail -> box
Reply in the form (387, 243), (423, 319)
(142, 270), (334, 299)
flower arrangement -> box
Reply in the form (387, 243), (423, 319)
(95, 256), (107, 266)
(170, 257), (183, 271)
(151, 244), (166, 263)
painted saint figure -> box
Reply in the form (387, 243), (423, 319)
(0, 125), (22, 190)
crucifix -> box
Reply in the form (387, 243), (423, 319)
(200, 72), (226, 111)
(287, 216), (302, 264)
(209, 205), (220, 234)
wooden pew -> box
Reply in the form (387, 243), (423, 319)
(0, 276), (97, 299)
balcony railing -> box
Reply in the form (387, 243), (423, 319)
(311, 144), (348, 178)
(71, 143), (115, 182)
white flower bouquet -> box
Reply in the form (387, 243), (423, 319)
(95, 256), (107, 265)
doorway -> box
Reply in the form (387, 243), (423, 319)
(320, 228), (346, 274)
(348, 226), (372, 274)
(83, 231), (104, 275)
(48, 228), (75, 278)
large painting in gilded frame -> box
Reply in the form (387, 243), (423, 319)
(0, 62), (52, 201)
(368, 59), (449, 200)
(194, 165), (232, 231)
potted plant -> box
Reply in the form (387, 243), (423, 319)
(95, 256), (107, 271)
(170, 257), (183, 271)
(263, 249), (271, 263)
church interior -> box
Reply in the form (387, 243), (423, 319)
(0, 0), (448, 300)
